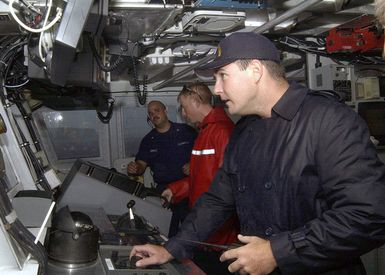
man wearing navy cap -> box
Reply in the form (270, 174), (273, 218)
(130, 32), (385, 275)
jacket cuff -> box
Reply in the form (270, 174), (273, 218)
(167, 178), (189, 204)
(270, 229), (308, 274)
(165, 238), (193, 260)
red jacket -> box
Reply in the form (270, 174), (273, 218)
(168, 107), (239, 245)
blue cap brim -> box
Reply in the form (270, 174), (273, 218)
(195, 57), (237, 77)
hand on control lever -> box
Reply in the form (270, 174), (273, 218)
(129, 255), (143, 269)
(161, 189), (173, 208)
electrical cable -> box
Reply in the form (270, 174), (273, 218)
(96, 97), (115, 124)
(38, 4), (52, 62)
(3, 44), (28, 91)
(12, 116), (51, 191)
(9, 0), (62, 34)
(0, 38), (28, 106)
(0, 39), (27, 65)
(9, 95), (42, 152)
(278, 35), (385, 65)
(87, 35), (125, 72)
(0, 178), (47, 274)
(131, 55), (148, 105)
(19, 0), (42, 15)
(278, 36), (325, 54)
(0, 36), (43, 164)
(125, 41), (148, 105)
(0, 38), (28, 109)
(4, 79), (29, 88)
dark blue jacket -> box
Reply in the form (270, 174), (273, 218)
(166, 82), (385, 274)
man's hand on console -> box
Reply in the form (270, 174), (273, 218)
(127, 161), (139, 174)
(161, 189), (173, 207)
(129, 244), (174, 268)
(182, 163), (190, 176)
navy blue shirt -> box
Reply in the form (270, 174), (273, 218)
(136, 122), (196, 189)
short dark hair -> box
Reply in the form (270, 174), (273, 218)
(148, 100), (166, 110)
(236, 59), (286, 81)
(178, 82), (212, 105)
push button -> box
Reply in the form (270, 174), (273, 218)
(264, 181), (272, 190)
(238, 184), (245, 192)
(265, 227), (273, 236)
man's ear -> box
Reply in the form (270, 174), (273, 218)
(191, 96), (201, 109)
(249, 59), (263, 82)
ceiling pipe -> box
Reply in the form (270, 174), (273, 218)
(152, 54), (214, 90)
(253, 0), (324, 33)
(153, 0), (324, 90)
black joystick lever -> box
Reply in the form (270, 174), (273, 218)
(116, 200), (145, 231)
(127, 200), (136, 228)
(127, 200), (135, 209)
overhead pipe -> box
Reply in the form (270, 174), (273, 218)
(152, 54), (215, 90)
(154, 0), (324, 90)
(253, 0), (324, 33)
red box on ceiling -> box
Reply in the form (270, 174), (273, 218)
(326, 27), (384, 53)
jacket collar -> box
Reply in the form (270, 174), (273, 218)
(200, 107), (229, 129)
(272, 81), (308, 121)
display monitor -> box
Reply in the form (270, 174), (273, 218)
(32, 106), (110, 172)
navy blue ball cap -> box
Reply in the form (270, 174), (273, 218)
(196, 32), (280, 77)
